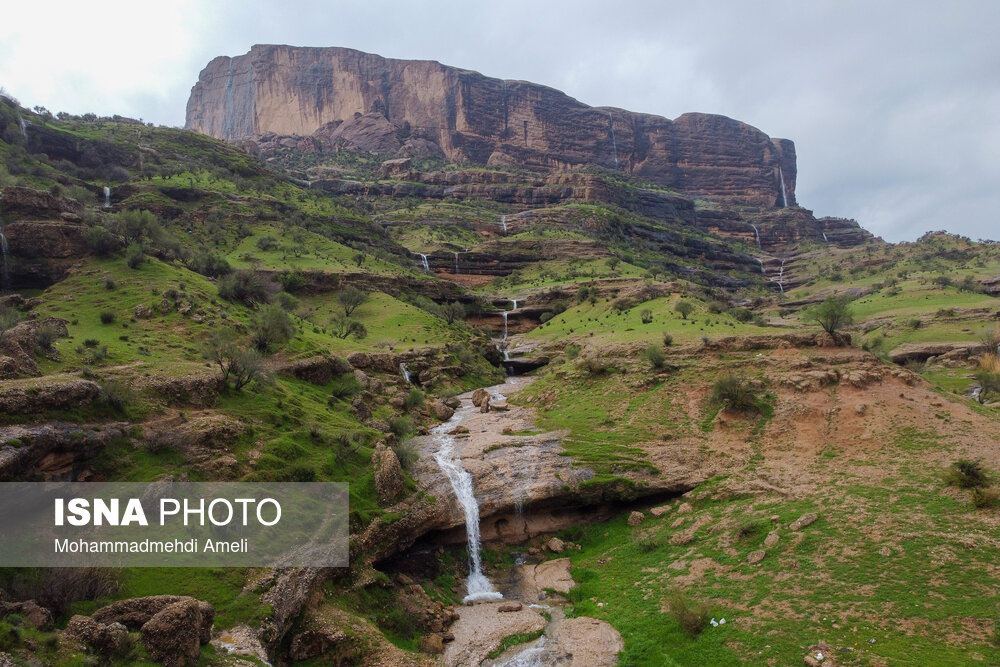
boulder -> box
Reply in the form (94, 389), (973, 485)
(431, 400), (455, 421)
(139, 598), (212, 667)
(489, 399), (509, 411)
(763, 532), (780, 548)
(134, 304), (152, 319)
(649, 505), (673, 518)
(790, 513), (818, 530)
(627, 511), (645, 527)
(546, 537), (565, 553)
(419, 633), (445, 654)
(0, 600), (53, 630)
(92, 595), (211, 635)
(747, 550), (766, 564)
(372, 444), (404, 504)
(62, 615), (130, 658)
(497, 602), (523, 612)
(471, 388), (490, 407)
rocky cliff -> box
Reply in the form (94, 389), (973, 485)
(186, 45), (797, 207)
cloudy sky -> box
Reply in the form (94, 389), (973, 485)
(1, 0), (997, 242)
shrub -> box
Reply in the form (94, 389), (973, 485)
(662, 332), (673, 347)
(440, 301), (465, 325)
(83, 225), (120, 256)
(665, 590), (712, 638)
(640, 308), (654, 324)
(250, 304), (297, 353)
(218, 269), (273, 305)
(35, 323), (60, 351)
(709, 375), (764, 414)
(944, 459), (990, 489)
(187, 252), (231, 278)
(806, 295), (854, 340)
(388, 415), (414, 439)
(125, 243), (144, 269)
(564, 343), (581, 360)
(403, 387), (425, 410)
(100, 380), (137, 412)
(103, 277), (117, 290)
(330, 313), (367, 340)
(99, 310), (116, 324)
(0, 306), (22, 333)
(256, 235), (278, 251)
(337, 287), (368, 316)
(645, 344), (666, 369)
(578, 356), (611, 376)
(392, 439), (419, 471)
(329, 373), (363, 401)
(275, 291), (299, 312)
(730, 307), (754, 323)
(970, 487), (1000, 509)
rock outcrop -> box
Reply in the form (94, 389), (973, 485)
(187, 45), (796, 207)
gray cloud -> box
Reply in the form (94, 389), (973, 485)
(2, 0), (997, 241)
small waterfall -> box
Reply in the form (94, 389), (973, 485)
(778, 167), (788, 208)
(416, 253), (430, 272)
(103, 187), (111, 209)
(822, 232), (829, 243)
(501, 215), (508, 233)
(502, 311), (509, 341)
(749, 224), (761, 249)
(511, 299), (519, 311)
(608, 113), (619, 168)
(17, 115), (27, 142)
(400, 363), (412, 384)
(432, 404), (503, 603)
(770, 258), (786, 293)
(453, 252), (460, 274)
(755, 257), (765, 275)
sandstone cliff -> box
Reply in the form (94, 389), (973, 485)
(186, 45), (797, 207)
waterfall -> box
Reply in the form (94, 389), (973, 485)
(432, 405), (503, 603)
(17, 115), (27, 142)
(501, 215), (508, 233)
(399, 363), (412, 384)
(755, 257), (765, 275)
(771, 258), (786, 293)
(103, 187), (111, 209)
(822, 232), (829, 243)
(778, 167), (788, 208)
(608, 113), (619, 168)
(453, 252), (460, 274)
(749, 224), (761, 249)
(511, 299), (519, 311)
(502, 311), (509, 341)
(416, 253), (430, 272)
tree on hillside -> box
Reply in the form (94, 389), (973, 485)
(441, 301), (465, 325)
(808, 295), (854, 341)
(201, 329), (266, 391)
(338, 287), (368, 316)
(330, 313), (367, 340)
(674, 300), (694, 320)
(250, 304), (297, 353)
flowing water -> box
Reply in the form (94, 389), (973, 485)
(399, 363), (412, 384)
(501, 215), (508, 233)
(822, 232), (829, 243)
(502, 311), (509, 340)
(454, 252), (460, 274)
(432, 402), (503, 603)
(103, 186), (111, 208)
(749, 224), (761, 249)
(778, 167), (788, 208)
(416, 253), (430, 272)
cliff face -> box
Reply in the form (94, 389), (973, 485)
(186, 45), (796, 208)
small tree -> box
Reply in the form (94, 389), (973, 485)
(674, 300), (694, 320)
(353, 252), (365, 267)
(606, 257), (621, 271)
(640, 308), (654, 324)
(201, 329), (266, 391)
(808, 295), (854, 341)
(441, 301), (465, 325)
(330, 313), (367, 340)
(338, 287), (368, 316)
(250, 304), (297, 353)
(645, 344), (666, 369)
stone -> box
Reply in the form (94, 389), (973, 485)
(763, 532), (780, 548)
(139, 599), (210, 667)
(63, 615), (130, 658)
(879, 546), (892, 557)
(747, 550), (766, 564)
(546, 537), (565, 553)
(443, 396), (462, 409)
(670, 517), (687, 529)
(0, 600), (53, 630)
(471, 388), (490, 407)
(372, 443), (404, 503)
(627, 511), (645, 527)
(855, 403), (868, 416)
(489, 399), (509, 411)
(649, 504), (673, 518)
(676, 502), (693, 515)
(670, 528), (696, 546)
(804, 656), (822, 667)
(134, 304), (152, 319)
(431, 400), (455, 421)
(497, 602), (523, 612)
(790, 513), (819, 530)
(419, 633), (445, 654)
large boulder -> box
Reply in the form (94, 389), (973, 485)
(62, 615), (130, 659)
(471, 388), (489, 407)
(139, 598), (214, 667)
(93, 595), (212, 637)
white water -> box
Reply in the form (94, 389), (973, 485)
(432, 403), (503, 603)
(501, 215), (508, 233)
(17, 115), (27, 142)
(454, 251), (460, 274)
(400, 363), (412, 384)
(608, 113), (619, 168)
(822, 232), (829, 243)
(416, 253), (430, 272)
(511, 299), (519, 310)
(778, 167), (788, 208)
(103, 186), (111, 209)
(749, 223), (761, 249)
(502, 311), (509, 340)
(771, 258), (786, 293)
(496, 636), (548, 666)
(755, 257), (765, 275)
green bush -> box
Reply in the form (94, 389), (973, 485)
(125, 243), (144, 269)
(250, 304), (297, 353)
(944, 459), (990, 489)
(662, 332), (673, 347)
(709, 374), (764, 414)
(218, 269), (273, 305)
(403, 387), (425, 410)
(388, 415), (414, 439)
(99, 310), (116, 324)
(665, 590), (712, 637)
(329, 373), (363, 401)
(640, 308), (654, 324)
(99, 380), (137, 412)
(392, 439), (419, 471)
(0, 306), (22, 333)
(645, 344), (666, 369)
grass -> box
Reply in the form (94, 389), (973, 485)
(486, 629), (546, 659)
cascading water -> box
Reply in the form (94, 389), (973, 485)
(453, 252), (460, 274)
(511, 299), (519, 311)
(0, 215), (9, 292)
(608, 113), (619, 168)
(502, 311), (509, 341)
(399, 363), (412, 384)
(103, 186), (111, 209)
(432, 404), (503, 603)
(501, 215), (508, 233)
(416, 253), (430, 272)
(17, 115), (27, 142)
(778, 167), (789, 208)
(822, 232), (829, 243)
(749, 224), (761, 249)
(756, 258), (765, 275)
(771, 258), (786, 293)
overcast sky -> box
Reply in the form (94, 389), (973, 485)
(1, 0), (997, 242)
